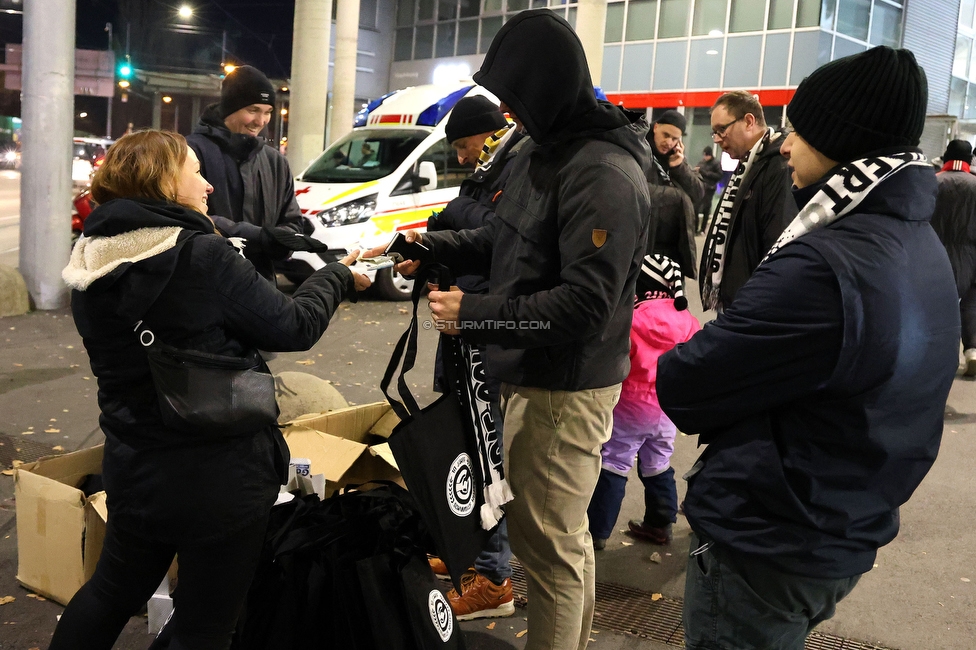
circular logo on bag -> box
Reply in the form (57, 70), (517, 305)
(446, 453), (475, 517)
(428, 589), (453, 641)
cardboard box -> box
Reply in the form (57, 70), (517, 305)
(14, 445), (107, 606)
(283, 402), (402, 495)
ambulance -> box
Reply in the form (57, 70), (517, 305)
(283, 82), (498, 300)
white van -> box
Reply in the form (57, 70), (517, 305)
(282, 82), (498, 300)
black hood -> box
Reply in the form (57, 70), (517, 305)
(84, 198), (216, 238)
(473, 10), (631, 144)
(192, 103), (265, 163)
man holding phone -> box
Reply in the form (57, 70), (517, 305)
(645, 110), (703, 281)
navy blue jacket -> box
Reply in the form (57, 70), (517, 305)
(658, 162), (960, 578)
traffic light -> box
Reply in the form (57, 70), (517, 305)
(117, 57), (133, 90)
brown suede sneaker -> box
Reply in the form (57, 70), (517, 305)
(428, 556), (450, 578)
(446, 572), (516, 621)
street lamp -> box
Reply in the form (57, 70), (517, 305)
(223, 63), (237, 74)
(178, 5), (193, 20)
(162, 96), (173, 104)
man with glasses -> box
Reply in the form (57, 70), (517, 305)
(699, 91), (796, 310)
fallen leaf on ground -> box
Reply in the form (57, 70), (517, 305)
(11, 460), (23, 468)
(0, 596), (15, 605)
(962, 577), (971, 583)
(651, 593), (663, 601)
(1, 470), (12, 476)
(26, 593), (46, 601)
(21, 431), (33, 435)
(515, 630), (527, 638)
(621, 541), (633, 547)
(486, 622), (496, 630)
(398, 308), (409, 314)
(295, 359), (315, 366)
(12, 363), (22, 367)
(649, 552), (662, 564)
(52, 446), (64, 452)
(44, 429), (60, 434)
(82, 376), (91, 380)
(66, 345), (73, 349)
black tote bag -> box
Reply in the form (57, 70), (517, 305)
(382, 267), (492, 592)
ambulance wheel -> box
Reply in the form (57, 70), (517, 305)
(373, 267), (414, 301)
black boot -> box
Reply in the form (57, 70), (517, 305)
(628, 467), (677, 545)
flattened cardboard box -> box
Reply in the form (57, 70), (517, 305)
(283, 402), (402, 494)
(15, 444), (108, 606)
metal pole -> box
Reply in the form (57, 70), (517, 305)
(125, 23), (130, 58)
(576, 0), (608, 86)
(330, 0), (360, 146)
(288, 0), (333, 174)
(20, 0), (77, 309)
(191, 96), (201, 128)
(174, 103), (180, 132)
(105, 23), (113, 138)
(152, 92), (162, 129)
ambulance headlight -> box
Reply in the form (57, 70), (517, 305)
(315, 194), (378, 227)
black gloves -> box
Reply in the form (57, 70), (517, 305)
(261, 227), (335, 254)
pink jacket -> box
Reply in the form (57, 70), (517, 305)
(621, 299), (701, 403)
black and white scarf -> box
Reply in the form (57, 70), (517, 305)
(699, 128), (774, 310)
(459, 341), (513, 529)
(760, 151), (929, 265)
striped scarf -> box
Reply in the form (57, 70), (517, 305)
(699, 128), (773, 310)
(477, 121), (515, 170)
(761, 151), (929, 265)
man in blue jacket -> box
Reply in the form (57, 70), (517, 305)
(658, 47), (960, 649)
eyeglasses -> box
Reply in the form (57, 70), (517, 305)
(711, 117), (741, 141)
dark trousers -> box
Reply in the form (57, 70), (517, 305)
(962, 283), (976, 350)
(49, 516), (268, 650)
(683, 534), (861, 650)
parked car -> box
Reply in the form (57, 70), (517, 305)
(71, 187), (94, 241)
(72, 137), (112, 185)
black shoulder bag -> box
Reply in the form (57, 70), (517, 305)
(135, 322), (279, 435)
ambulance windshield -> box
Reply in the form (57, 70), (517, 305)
(301, 129), (430, 183)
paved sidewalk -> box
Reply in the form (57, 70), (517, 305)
(1, 291), (974, 649)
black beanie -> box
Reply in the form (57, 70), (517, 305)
(943, 139), (973, 164)
(445, 96), (508, 144)
(787, 46), (927, 163)
(654, 109), (686, 135)
(220, 66), (276, 119)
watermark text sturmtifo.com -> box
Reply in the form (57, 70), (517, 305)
(423, 320), (552, 331)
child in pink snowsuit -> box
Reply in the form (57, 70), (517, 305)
(587, 254), (700, 548)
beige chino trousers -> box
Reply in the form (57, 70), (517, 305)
(500, 383), (621, 650)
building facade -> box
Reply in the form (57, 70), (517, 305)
(387, 0), (973, 157)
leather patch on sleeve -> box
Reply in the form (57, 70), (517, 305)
(592, 229), (607, 248)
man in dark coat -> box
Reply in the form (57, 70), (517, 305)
(659, 47), (959, 649)
(376, 11), (652, 649)
(187, 66), (306, 282)
(426, 95), (526, 621)
(699, 90), (797, 310)
(931, 139), (976, 376)
(694, 146), (723, 232)
(646, 110), (702, 279)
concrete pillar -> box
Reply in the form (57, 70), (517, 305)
(330, 0), (360, 146)
(576, 0), (608, 86)
(20, 0), (76, 310)
(289, 0), (333, 174)
(152, 92), (162, 129)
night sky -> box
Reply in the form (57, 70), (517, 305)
(67, 0), (295, 79)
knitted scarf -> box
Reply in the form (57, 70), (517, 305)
(700, 128), (773, 310)
(761, 150), (929, 265)
(477, 121), (516, 169)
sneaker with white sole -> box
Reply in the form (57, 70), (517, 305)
(965, 348), (976, 377)
(447, 571), (515, 621)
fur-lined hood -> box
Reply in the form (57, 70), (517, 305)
(63, 227), (182, 291)
(62, 198), (218, 320)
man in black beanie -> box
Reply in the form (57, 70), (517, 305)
(187, 65), (308, 283)
(426, 94), (524, 621)
(931, 139), (976, 376)
(694, 146), (722, 232)
(641, 110), (702, 285)
(371, 10), (652, 649)
(658, 46), (960, 649)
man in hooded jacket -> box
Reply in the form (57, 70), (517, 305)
(187, 66), (307, 283)
(381, 11), (653, 649)
(658, 47), (959, 649)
